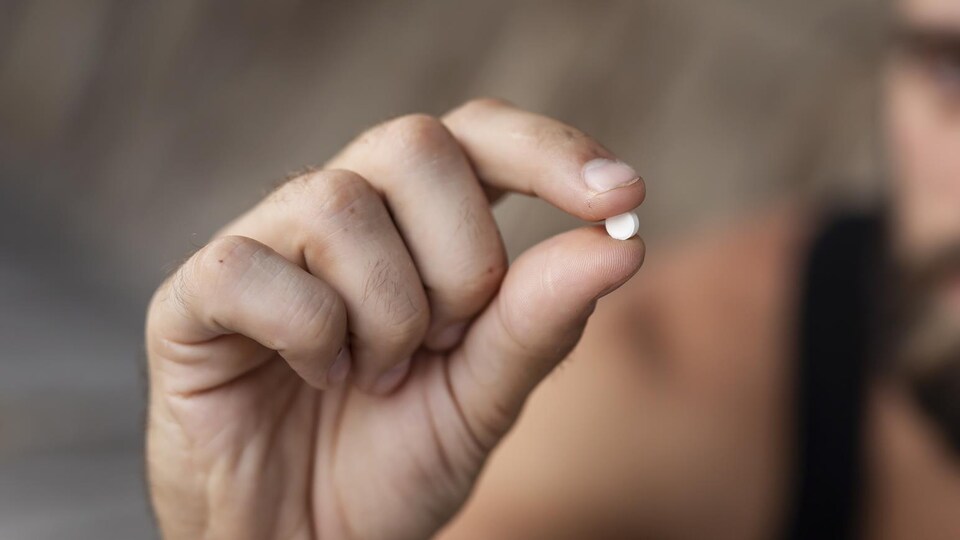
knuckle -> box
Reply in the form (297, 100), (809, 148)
(453, 97), (511, 117)
(474, 256), (508, 293)
(392, 306), (430, 344)
(383, 293), (431, 346)
(384, 113), (454, 159)
(530, 122), (596, 155)
(446, 255), (507, 309)
(194, 235), (264, 290)
(315, 170), (376, 216)
(360, 260), (430, 348)
(383, 307), (430, 351)
(292, 169), (378, 222)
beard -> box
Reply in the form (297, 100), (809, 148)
(892, 242), (960, 452)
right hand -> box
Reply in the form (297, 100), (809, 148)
(145, 98), (646, 539)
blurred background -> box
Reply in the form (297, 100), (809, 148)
(0, 0), (884, 537)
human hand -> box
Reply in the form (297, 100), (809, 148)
(145, 99), (645, 539)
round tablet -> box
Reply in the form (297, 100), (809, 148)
(605, 211), (640, 241)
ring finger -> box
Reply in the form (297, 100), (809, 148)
(327, 114), (507, 351)
(217, 169), (430, 393)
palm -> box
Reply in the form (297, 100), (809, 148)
(170, 347), (483, 540)
(317, 350), (485, 539)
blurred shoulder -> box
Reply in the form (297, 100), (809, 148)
(612, 199), (815, 361)
(630, 198), (812, 306)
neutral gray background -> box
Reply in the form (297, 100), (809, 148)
(0, 0), (883, 537)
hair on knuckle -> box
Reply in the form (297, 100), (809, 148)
(167, 264), (196, 319)
(360, 258), (428, 341)
(282, 170), (374, 228)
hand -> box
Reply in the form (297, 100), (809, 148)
(145, 99), (646, 539)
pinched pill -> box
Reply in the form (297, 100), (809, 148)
(605, 211), (640, 241)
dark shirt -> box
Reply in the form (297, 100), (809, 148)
(786, 212), (886, 539)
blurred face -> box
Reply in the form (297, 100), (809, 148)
(886, 0), (960, 445)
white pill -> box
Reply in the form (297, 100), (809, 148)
(605, 211), (640, 241)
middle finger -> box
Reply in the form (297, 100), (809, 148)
(327, 114), (507, 351)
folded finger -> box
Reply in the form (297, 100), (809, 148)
(217, 169), (430, 394)
(327, 114), (507, 351)
(148, 235), (348, 393)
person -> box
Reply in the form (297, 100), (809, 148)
(143, 0), (960, 537)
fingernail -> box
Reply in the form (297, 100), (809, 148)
(327, 347), (352, 386)
(431, 321), (468, 350)
(372, 358), (412, 395)
(583, 158), (640, 193)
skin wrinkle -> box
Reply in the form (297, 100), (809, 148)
(358, 257), (426, 334)
(420, 370), (457, 488)
(458, 194), (485, 243)
(168, 238), (266, 344)
(302, 178), (381, 256)
(450, 348), (506, 454)
(162, 340), (276, 398)
(237, 392), (290, 538)
(440, 358), (488, 463)
(259, 381), (310, 539)
(208, 241), (279, 335)
(495, 288), (542, 364)
(395, 384), (457, 527)
(161, 363), (260, 443)
(392, 145), (454, 174)
(328, 391), (360, 540)
(214, 372), (287, 467)
(401, 289), (420, 322)
(423, 195), (504, 316)
(295, 291), (342, 366)
(303, 387), (321, 540)
(315, 176), (376, 223)
(148, 398), (210, 538)
(452, 196), (470, 238)
(152, 406), (212, 538)
(360, 258), (391, 305)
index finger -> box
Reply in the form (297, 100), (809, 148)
(442, 98), (646, 222)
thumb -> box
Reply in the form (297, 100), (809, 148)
(447, 225), (645, 449)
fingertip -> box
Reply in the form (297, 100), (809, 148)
(327, 346), (352, 387)
(595, 234), (646, 300)
(369, 357), (412, 396)
(574, 159), (645, 221)
(582, 159), (640, 194)
(610, 228), (646, 275)
(424, 320), (469, 352)
(536, 225), (646, 298)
